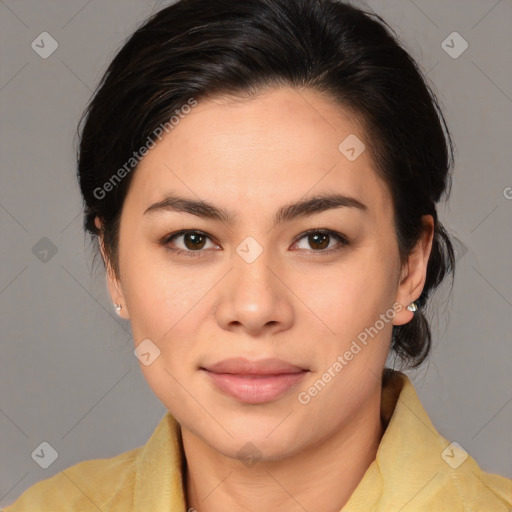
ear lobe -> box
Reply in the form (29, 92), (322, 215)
(393, 215), (434, 326)
(95, 216), (129, 319)
(105, 270), (128, 319)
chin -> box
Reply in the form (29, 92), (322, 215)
(216, 435), (301, 464)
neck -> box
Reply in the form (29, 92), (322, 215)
(183, 385), (384, 512)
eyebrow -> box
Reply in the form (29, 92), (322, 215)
(143, 192), (368, 226)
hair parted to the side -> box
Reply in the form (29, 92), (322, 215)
(76, 0), (456, 369)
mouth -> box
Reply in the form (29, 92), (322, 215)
(200, 357), (310, 404)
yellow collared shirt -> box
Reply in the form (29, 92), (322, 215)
(4, 371), (511, 511)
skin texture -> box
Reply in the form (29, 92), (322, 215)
(96, 87), (433, 511)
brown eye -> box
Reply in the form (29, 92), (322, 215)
(294, 229), (349, 254)
(182, 232), (207, 250)
(162, 230), (218, 258)
(308, 232), (330, 250)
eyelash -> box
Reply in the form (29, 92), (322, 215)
(160, 229), (349, 258)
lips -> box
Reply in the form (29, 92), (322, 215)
(202, 357), (308, 375)
(201, 357), (309, 404)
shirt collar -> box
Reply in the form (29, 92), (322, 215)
(133, 408), (186, 510)
(343, 369), (449, 509)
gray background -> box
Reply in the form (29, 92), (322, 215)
(1, 0), (511, 506)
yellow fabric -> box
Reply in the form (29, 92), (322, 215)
(4, 371), (511, 511)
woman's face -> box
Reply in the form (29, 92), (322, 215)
(102, 87), (425, 460)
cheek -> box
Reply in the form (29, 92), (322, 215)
(120, 247), (197, 338)
(305, 250), (396, 336)
(122, 256), (213, 394)
(138, 356), (201, 428)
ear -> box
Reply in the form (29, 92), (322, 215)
(95, 217), (129, 319)
(393, 215), (434, 326)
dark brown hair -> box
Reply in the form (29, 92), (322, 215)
(77, 0), (456, 369)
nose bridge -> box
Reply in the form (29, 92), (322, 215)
(233, 236), (277, 299)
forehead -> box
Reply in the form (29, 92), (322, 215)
(124, 87), (390, 220)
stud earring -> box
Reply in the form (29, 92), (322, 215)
(115, 303), (123, 313)
(406, 302), (418, 312)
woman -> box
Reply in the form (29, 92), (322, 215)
(5, 0), (511, 510)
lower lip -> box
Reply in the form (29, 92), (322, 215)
(203, 370), (308, 404)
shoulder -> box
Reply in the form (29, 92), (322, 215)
(376, 371), (512, 510)
(430, 453), (512, 510)
(2, 446), (142, 512)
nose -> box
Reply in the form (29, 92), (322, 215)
(214, 248), (294, 337)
